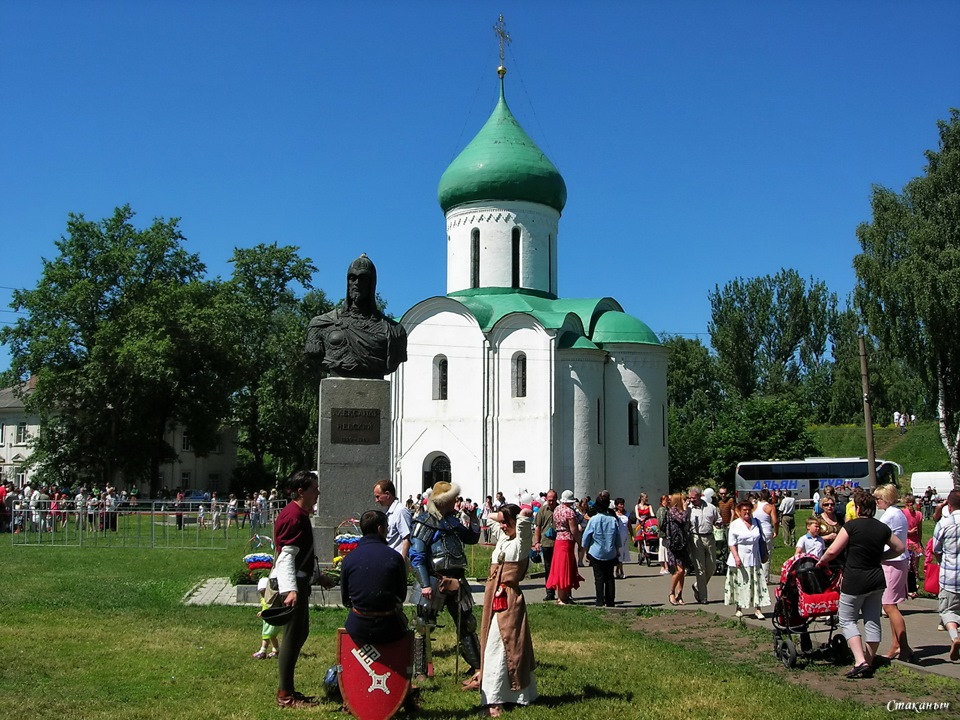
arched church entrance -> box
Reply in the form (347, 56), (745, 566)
(423, 453), (451, 492)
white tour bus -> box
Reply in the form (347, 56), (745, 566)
(734, 457), (902, 505)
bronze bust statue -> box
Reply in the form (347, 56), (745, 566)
(305, 254), (407, 379)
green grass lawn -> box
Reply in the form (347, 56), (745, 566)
(0, 535), (952, 720)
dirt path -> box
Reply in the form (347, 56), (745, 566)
(631, 610), (960, 714)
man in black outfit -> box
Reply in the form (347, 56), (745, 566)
(341, 510), (409, 646)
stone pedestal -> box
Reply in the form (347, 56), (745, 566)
(313, 377), (391, 562)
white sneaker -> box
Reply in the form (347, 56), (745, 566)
(735, 609), (743, 618)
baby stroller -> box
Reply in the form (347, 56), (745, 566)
(636, 516), (660, 566)
(771, 554), (845, 668)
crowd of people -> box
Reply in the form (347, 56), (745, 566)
(0, 481), (131, 533)
(0, 481), (288, 535)
(251, 471), (960, 712)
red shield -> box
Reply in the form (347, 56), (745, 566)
(337, 629), (412, 720)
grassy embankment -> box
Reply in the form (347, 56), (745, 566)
(812, 421), (952, 482)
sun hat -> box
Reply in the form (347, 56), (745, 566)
(259, 596), (296, 626)
(560, 490), (576, 505)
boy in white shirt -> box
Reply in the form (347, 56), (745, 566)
(795, 517), (825, 558)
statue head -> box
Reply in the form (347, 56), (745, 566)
(345, 253), (377, 315)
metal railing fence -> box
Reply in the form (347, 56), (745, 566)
(5, 500), (286, 549)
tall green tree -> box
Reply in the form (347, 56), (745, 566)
(854, 109), (960, 487)
(224, 244), (332, 490)
(0, 206), (236, 487)
(708, 269), (834, 400)
(662, 335), (722, 489)
(707, 275), (770, 398)
(825, 304), (867, 425)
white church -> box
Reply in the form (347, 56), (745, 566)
(390, 69), (669, 506)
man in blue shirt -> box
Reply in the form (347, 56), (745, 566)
(582, 491), (622, 607)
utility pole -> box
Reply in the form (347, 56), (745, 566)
(859, 336), (877, 487)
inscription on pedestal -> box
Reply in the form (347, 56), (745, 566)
(331, 407), (381, 445)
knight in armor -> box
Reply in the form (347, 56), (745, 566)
(409, 481), (482, 681)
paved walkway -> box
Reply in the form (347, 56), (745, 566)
(185, 558), (960, 681)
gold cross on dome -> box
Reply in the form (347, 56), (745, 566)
(493, 14), (511, 78)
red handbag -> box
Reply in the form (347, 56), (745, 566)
(923, 538), (941, 595)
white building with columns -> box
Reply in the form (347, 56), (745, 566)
(391, 74), (668, 505)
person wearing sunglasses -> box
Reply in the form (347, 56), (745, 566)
(817, 496), (844, 548)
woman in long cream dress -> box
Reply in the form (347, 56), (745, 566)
(479, 503), (537, 718)
(724, 501), (771, 619)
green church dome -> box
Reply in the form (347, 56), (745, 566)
(591, 311), (661, 346)
(438, 84), (567, 214)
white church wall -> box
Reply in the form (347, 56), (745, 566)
(488, 316), (554, 499)
(445, 201), (560, 295)
(554, 351), (606, 498)
(393, 298), (488, 501)
(602, 345), (670, 504)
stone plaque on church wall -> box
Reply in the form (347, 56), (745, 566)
(330, 407), (380, 444)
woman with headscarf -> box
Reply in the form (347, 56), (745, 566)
(479, 503), (537, 717)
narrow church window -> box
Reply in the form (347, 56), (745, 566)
(548, 234), (553, 295)
(597, 399), (603, 444)
(512, 352), (527, 398)
(628, 401), (640, 445)
(433, 355), (448, 400)
(662, 403), (667, 447)
(511, 227), (521, 288)
(471, 228), (480, 288)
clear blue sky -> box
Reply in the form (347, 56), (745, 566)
(2, 2), (959, 372)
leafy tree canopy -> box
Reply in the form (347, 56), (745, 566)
(855, 108), (960, 486)
(0, 206), (237, 486)
(708, 396), (821, 487)
(222, 243), (331, 490)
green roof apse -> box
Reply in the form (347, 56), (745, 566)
(591, 311), (661, 346)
